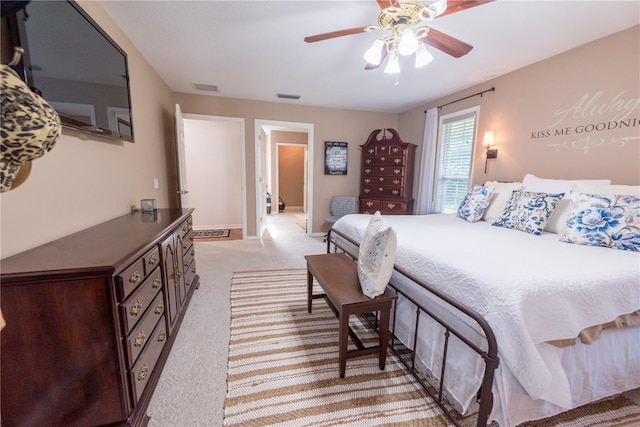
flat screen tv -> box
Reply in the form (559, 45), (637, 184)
(15, 0), (134, 142)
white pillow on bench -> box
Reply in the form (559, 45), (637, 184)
(358, 211), (397, 298)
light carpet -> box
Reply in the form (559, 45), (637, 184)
(224, 268), (448, 426)
(224, 268), (640, 427)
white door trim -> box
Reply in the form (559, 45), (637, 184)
(254, 119), (314, 239)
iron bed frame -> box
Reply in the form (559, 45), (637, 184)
(326, 227), (499, 427)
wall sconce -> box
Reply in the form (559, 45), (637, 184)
(482, 131), (498, 173)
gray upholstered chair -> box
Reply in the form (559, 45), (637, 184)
(324, 196), (357, 240)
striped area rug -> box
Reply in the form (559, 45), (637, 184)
(224, 269), (448, 426)
(224, 269), (640, 427)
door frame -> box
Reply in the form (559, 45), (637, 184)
(178, 111), (247, 239)
(254, 119), (314, 239)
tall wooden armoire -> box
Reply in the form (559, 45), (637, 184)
(358, 128), (417, 215)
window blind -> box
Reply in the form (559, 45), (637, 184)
(434, 113), (477, 213)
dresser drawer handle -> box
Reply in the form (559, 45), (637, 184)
(379, 177), (384, 182)
(192, 266), (196, 273)
(158, 330), (166, 342)
(393, 179), (400, 185)
(134, 330), (147, 347)
(129, 271), (141, 284)
(364, 178), (371, 184)
(152, 276), (161, 289)
(365, 159), (371, 164)
(392, 190), (399, 195)
(379, 167), (385, 172)
(190, 250), (195, 257)
(392, 147), (399, 153)
(368, 148), (374, 154)
(364, 169), (371, 174)
(183, 242), (189, 250)
(380, 157), (385, 161)
(395, 159), (401, 164)
(184, 260), (189, 268)
(364, 188), (370, 194)
(130, 300), (143, 316)
(394, 169), (401, 174)
(155, 303), (163, 314)
(148, 254), (159, 266)
(137, 364), (149, 381)
(186, 280), (191, 287)
(387, 203), (396, 209)
(182, 224), (188, 232)
(366, 201), (374, 207)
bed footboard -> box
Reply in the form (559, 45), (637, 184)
(327, 228), (499, 427)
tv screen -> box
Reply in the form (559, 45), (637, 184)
(18, 0), (134, 142)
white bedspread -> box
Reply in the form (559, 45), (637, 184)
(332, 214), (640, 412)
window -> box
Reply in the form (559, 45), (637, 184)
(433, 108), (478, 213)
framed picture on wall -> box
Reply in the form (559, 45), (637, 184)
(324, 141), (348, 175)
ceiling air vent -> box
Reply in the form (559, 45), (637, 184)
(277, 93), (301, 100)
(192, 83), (219, 92)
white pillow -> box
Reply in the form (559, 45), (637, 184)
(522, 174), (612, 234)
(357, 211), (397, 298)
(522, 174), (612, 196)
(574, 183), (640, 197)
(457, 185), (494, 223)
(482, 181), (523, 223)
(492, 191), (564, 235)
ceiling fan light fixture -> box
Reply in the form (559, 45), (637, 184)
(415, 43), (433, 68)
(398, 27), (418, 56)
(427, 0), (448, 17)
(364, 39), (384, 65)
(384, 53), (400, 74)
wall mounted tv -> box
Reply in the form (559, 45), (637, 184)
(13, 0), (134, 142)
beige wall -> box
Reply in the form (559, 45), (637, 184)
(183, 118), (243, 229)
(399, 25), (640, 197)
(272, 130), (307, 209)
(173, 94), (398, 236)
(278, 145), (305, 207)
(0, 1), (176, 258)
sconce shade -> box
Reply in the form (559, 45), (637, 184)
(482, 130), (495, 147)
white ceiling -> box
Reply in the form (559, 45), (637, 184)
(99, 1), (640, 114)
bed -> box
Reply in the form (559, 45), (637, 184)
(328, 178), (640, 427)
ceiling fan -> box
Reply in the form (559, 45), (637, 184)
(304, 0), (494, 73)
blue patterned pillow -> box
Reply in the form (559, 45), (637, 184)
(492, 191), (564, 235)
(559, 193), (640, 251)
(457, 185), (494, 223)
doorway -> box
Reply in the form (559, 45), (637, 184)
(255, 119), (314, 239)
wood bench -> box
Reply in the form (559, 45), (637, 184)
(305, 253), (397, 378)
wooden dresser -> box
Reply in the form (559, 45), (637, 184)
(0, 208), (199, 427)
(359, 128), (417, 215)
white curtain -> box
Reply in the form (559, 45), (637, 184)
(415, 107), (438, 214)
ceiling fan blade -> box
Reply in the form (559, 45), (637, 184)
(364, 45), (390, 70)
(437, 0), (494, 19)
(418, 27), (473, 58)
(376, 0), (400, 9)
(304, 26), (369, 43)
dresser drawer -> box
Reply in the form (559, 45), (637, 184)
(125, 291), (165, 367)
(359, 199), (380, 213)
(179, 217), (193, 237)
(144, 247), (161, 273)
(182, 229), (194, 253)
(129, 315), (167, 404)
(116, 246), (160, 300)
(184, 259), (197, 290)
(120, 267), (162, 335)
(183, 244), (195, 270)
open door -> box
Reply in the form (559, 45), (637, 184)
(175, 104), (189, 208)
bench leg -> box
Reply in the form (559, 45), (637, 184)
(338, 312), (349, 378)
(379, 307), (391, 371)
(307, 269), (313, 314)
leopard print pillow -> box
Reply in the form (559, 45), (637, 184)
(1, 64), (61, 192)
